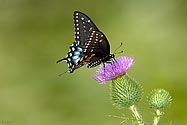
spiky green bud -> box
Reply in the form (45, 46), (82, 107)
(148, 89), (172, 110)
(111, 74), (143, 108)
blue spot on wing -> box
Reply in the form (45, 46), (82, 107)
(74, 51), (81, 55)
(77, 47), (82, 52)
(73, 57), (80, 64)
(72, 55), (79, 60)
(71, 47), (83, 64)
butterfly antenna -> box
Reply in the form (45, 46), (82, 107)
(114, 50), (123, 55)
(114, 42), (123, 54)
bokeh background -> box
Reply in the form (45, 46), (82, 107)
(0, 0), (186, 125)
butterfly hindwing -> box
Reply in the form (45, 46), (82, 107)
(56, 41), (84, 73)
(83, 30), (110, 55)
(78, 30), (112, 68)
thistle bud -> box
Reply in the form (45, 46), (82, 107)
(111, 74), (143, 108)
(148, 89), (172, 110)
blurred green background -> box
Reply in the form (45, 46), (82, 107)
(0, 0), (186, 125)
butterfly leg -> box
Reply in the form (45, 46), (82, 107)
(103, 62), (106, 78)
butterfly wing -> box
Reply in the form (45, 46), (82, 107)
(56, 41), (84, 73)
(74, 11), (99, 47)
(81, 30), (112, 68)
(57, 11), (100, 73)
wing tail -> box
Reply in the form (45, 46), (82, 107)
(56, 58), (67, 63)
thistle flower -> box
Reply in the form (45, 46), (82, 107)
(93, 56), (143, 124)
(93, 56), (134, 83)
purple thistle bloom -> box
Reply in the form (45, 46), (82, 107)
(93, 56), (134, 83)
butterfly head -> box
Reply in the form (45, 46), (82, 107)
(101, 53), (115, 64)
(109, 53), (115, 59)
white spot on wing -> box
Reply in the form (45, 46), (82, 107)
(69, 63), (72, 66)
(69, 53), (72, 57)
(67, 58), (71, 61)
(78, 41), (80, 45)
(72, 47), (75, 51)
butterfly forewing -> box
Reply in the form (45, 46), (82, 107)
(74, 11), (99, 46)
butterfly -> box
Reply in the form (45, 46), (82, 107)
(56, 11), (114, 73)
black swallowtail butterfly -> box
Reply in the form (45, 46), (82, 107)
(56, 11), (114, 73)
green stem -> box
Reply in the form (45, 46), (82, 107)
(129, 105), (144, 125)
(153, 110), (161, 125)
